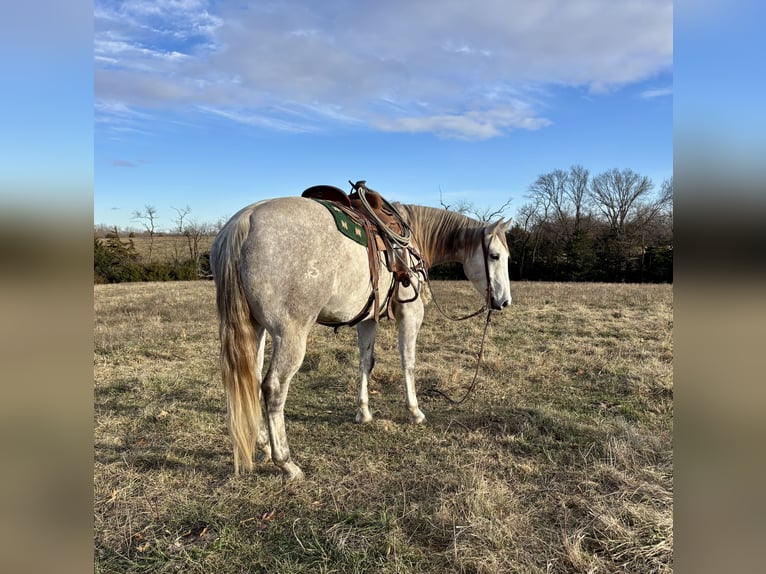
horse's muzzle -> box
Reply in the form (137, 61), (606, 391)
(491, 298), (511, 311)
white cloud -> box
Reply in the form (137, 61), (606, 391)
(373, 108), (551, 140)
(95, 0), (672, 139)
(197, 106), (321, 133)
(641, 87), (673, 99)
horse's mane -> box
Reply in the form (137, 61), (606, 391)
(395, 204), (504, 268)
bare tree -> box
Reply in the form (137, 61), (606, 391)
(514, 201), (543, 277)
(172, 205), (192, 234)
(171, 205), (193, 263)
(213, 216), (228, 234)
(439, 188), (512, 222)
(529, 169), (569, 231)
(526, 167), (592, 274)
(588, 168), (653, 234)
(132, 205), (158, 263)
(630, 176), (673, 279)
(633, 177), (673, 230)
(658, 176), (673, 226)
(528, 165), (592, 234)
(588, 168), (655, 280)
(564, 165), (590, 234)
(523, 193), (553, 267)
(183, 219), (213, 271)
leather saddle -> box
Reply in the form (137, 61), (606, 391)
(302, 181), (406, 243)
(302, 181), (422, 326)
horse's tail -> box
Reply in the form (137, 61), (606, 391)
(210, 205), (262, 475)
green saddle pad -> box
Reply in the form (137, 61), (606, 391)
(313, 199), (368, 247)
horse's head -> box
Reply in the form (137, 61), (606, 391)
(463, 219), (512, 311)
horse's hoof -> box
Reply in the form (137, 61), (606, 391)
(355, 410), (373, 424)
(282, 461), (305, 481)
(409, 410), (426, 425)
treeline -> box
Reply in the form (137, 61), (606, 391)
(95, 167), (672, 284)
(94, 228), (211, 283)
(94, 204), (221, 283)
(431, 167), (672, 283)
(508, 167), (672, 282)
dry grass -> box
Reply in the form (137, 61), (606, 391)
(94, 281), (672, 573)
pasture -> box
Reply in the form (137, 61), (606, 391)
(94, 280), (672, 573)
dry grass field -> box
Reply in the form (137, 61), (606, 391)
(94, 280), (672, 573)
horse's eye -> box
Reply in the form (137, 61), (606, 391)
(489, 253), (500, 261)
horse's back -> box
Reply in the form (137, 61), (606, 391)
(238, 197), (377, 327)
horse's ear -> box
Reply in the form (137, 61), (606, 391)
(501, 218), (512, 233)
(489, 218), (505, 234)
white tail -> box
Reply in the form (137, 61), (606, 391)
(210, 205), (262, 474)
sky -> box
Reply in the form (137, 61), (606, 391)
(94, 0), (674, 230)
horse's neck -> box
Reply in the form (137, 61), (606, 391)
(402, 205), (481, 268)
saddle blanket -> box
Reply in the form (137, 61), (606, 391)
(312, 199), (368, 247)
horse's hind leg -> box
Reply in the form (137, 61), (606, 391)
(355, 320), (377, 424)
(253, 325), (271, 462)
(262, 324), (309, 480)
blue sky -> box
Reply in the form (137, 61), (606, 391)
(94, 0), (673, 230)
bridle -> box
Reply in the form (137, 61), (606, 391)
(480, 232), (493, 310)
(425, 230), (494, 322)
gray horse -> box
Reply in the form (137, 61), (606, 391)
(211, 195), (512, 479)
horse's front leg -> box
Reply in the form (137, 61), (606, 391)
(396, 300), (426, 424)
(355, 320), (377, 423)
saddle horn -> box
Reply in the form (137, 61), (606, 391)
(349, 180), (367, 192)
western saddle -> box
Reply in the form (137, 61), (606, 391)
(302, 180), (426, 326)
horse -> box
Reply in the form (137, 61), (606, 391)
(210, 195), (512, 479)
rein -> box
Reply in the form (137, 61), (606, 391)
(424, 233), (495, 405)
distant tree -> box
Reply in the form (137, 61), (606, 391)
(565, 165), (590, 235)
(523, 166), (597, 278)
(171, 205), (192, 234)
(632, 176), (673, 281)
(94, 227), (145, 283)
(588, 168), (653, 235)
(587, 168), (656, 280)
(508, 165), (672, 282)
(657, 176), (673, 230)
(132, 205), (159, 264)
(184, 219), (214, 273)
(529, 169), (569, 231)
(171, 205), (193, 263)
(509, 201), (539, 279)
(171, 205), (216, 276)
(213, 216), (227, 233)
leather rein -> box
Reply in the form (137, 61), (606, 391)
(423, 232), (495, 405)
(423, 230), (493, 322)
